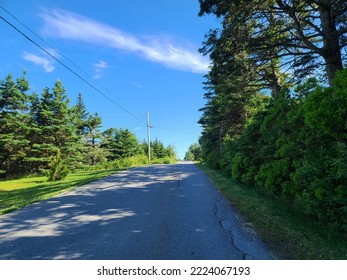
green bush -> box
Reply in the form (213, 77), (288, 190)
(255, 159), (290, 195)
(151, 156), (176, 164)
(230, 152), (243, 181)
(112, 155), (149, 169)
(47, 149), (69, 181)
(213, 69), (347, 232)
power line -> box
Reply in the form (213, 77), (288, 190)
(0, 6), (128, 107)
(0, 13), (142, 122)
(0, 8), (201, 139)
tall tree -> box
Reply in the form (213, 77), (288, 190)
(71, 92), (89, 136)
(84, 113), (106, 165)
(0, 73), (31, 177)
(28, 81), (82, 170)
(199, 0), (347, 85)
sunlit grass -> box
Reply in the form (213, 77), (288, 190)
(197, 163), (347, 260)
(0, 169), (117, 215)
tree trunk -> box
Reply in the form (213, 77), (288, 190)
(319, 2), (344, 85)
(324, 51), (343, 86)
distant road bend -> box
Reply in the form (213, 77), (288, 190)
(0, 162), (273, 259)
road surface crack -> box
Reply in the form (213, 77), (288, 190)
(213, 193), (272, 260)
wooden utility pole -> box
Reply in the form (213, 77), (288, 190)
(147, 111), (151, 164)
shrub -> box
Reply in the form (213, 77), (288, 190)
(47, 149), (69, 181)
(151, 156), (176, 164)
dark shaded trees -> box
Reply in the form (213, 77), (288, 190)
(198, 0), (347, 231)
(199, 0), (347, 85)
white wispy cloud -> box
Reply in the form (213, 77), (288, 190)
(22, 51), (55, 72)
(40, 9), (210, 73)
(93, 60), (109, 79)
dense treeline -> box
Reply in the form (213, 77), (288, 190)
(198, 0), (347, 232)
(184, 143), (202, 161)
(0, 72), (176, 179)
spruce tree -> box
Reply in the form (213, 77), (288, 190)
(28, 81), (83, 171)
(84, 113), (106, 165)
(0, 73), (31, 177)
(71, 92), (89, 136)
(102, 128), (142, 160)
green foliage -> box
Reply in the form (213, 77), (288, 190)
(47, 149), (69, 181)
(198, 162), (347, 260)
(0, 72), (31, 178)
(0, 72), (171, 179)
(201, 69), (347, 233)
(112, 155), (146, 169)
(303, 75), (347, 139)
(230, 152), (243, 181)
(140, 139), (176, 162)
(198, 0), (347, 235)
(151, 156), (177, 164)
(199, 0), (347, 85)
(102, 128), (143, 161)
(184, 143), (202, 161)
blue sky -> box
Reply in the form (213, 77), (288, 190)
(0, 1), (218, 159)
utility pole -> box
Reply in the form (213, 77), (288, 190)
(146, 111), (151, 164)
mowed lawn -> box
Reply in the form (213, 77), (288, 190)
(0, 169), (117, 215)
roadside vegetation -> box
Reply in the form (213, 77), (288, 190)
(0, 72), (176, 213)
(197, 1), (347, 243)
(0, 73), (176, 181)
(198, 163), (347, 260)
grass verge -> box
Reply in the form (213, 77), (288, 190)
(0, 169), (117, 215)
(197, 162), (347, 260)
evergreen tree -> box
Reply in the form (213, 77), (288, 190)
(84, 113), (106, 165)
(141, 139), (176, 160)
(71, 92), (89, 136)
(47, 148), (69, 181)
(151, 138), (166, 159)
(0, 73), (31, 177)
(71, 93), (106, 165)
(166, 145), (176, 158)
(102, 128), (142, 160)
(199, 0), (347, 85)
(28, 80), (83, 171)
(27, 87), (55, 171)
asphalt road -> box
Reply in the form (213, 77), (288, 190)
(0, 162), (273, 260)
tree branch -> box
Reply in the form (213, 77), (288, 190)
(275, 0), (324, 55)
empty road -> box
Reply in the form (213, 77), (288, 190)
(0, 162), (272, 259)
